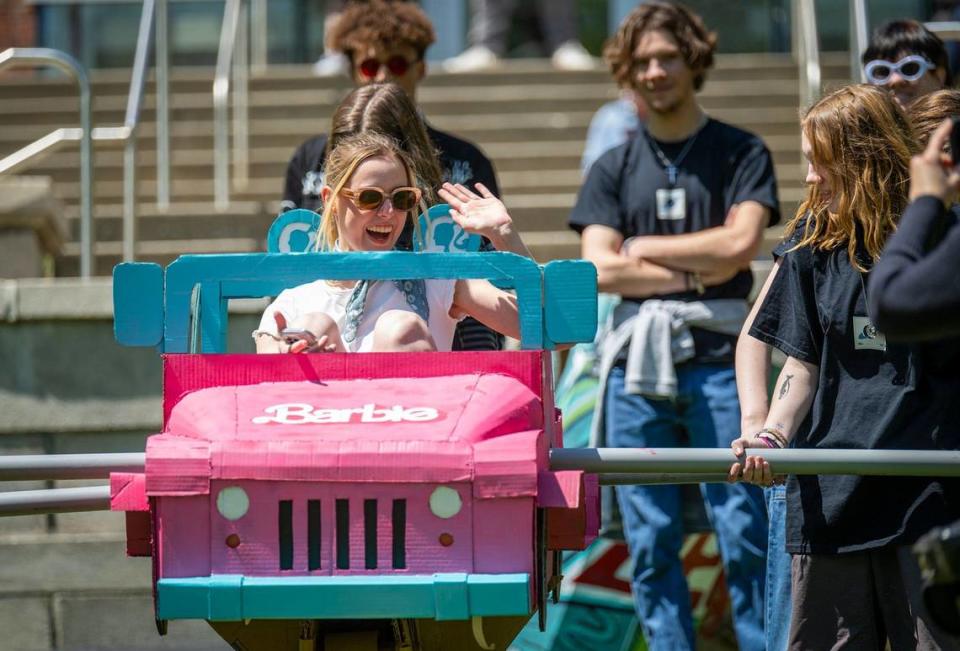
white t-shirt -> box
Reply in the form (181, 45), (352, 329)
(259, 278), (461, 352)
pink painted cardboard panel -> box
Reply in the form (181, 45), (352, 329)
(165, 375), (541, 444)
(472, 498), (535, 575)
(157, 495), (211, 578)
(537, 470), (584, 509)
(472, 430), (544, 499)
(210, 439), (473, 485)
(110, 472), (148, 511)
(145, 435), (211, 496)
(150, 373), (546, 498)
(161, 352), (545, 424)
(197, 481), (473, 577)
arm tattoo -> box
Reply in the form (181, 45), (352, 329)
(778, 374), (793, 400)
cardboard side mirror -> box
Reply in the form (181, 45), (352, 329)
(113, 262), (164, 347)
(543, 260), (598, 345)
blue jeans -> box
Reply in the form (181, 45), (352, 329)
(765, 484), (791, 651)
(606, 364), (767, 651)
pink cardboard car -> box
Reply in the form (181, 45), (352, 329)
(111, 248), (599, 648)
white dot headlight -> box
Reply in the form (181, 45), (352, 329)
(429, 486), (462, 519)
(216, 486), (250, 521)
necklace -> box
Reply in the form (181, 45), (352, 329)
(645, 116), (708, 186)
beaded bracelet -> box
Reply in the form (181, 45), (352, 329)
(754, 427), (787, 449)
(754, 434), (779, 449)
(760, 427), (788, 447)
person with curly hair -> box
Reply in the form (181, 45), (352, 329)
(282, 0), (505, 352)
(568, 2), (779, 649)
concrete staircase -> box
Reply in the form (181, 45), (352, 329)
(0, 53), (851, 277)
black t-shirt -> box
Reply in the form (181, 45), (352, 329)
(772, 215), (807, 260)
(568, 118), (781, 362)
(868, 196), (960, 340)
(279, 123), (502, 352)
(750, 243), (960, 553)
(281, 124), (500, 212)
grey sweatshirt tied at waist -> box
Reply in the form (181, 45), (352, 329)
(588, 298), (747, 447)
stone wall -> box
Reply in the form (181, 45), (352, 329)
(0, 279), (261, 650)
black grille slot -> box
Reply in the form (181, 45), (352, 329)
(364, 499), (378, 569)
(336, 499), (350, 569)
(279, 500), (293, 570)
(307, 500), (322, 570)
(392, 499), (406, 569)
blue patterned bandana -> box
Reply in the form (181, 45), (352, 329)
(335, 241), (430, 344)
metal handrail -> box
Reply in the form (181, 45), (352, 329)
(0, 486), (111, 516)
(2, 448), (959, 516)
(156, 0), (170, 209)
(0, 452), (146, 481)
(849, 0), (869, 83)
(121, 0), (157, 262)
(925, 21), (960, 42)
(213, 0), (249, 210)
(794, 0), (822, 110)
(551, 448), (960, 476)
(0, 0), (169, 273)
(251, 0), (268, 73)
(0, 48), (94, 277)
(0, 127), (128, 176)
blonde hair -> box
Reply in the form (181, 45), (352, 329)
(787, 84), (915, 270)
(314, 131), (424, 251)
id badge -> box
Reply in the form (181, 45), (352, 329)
(656, 187), (686, 221)
(853, 315), (886, 351)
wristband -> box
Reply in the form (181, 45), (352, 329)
(755, 427), (787, 448)
(754, 434), (778, 449)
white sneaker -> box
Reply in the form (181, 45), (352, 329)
(551, 41), (596, 71)
(442, 46), (500, 73)
(312, 52), (349, 77)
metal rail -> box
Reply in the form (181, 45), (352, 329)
(121, 0), (157, 262)
(0, 453), (145, 481)
(600, 473), (729, 486)
(213, 0), (249, 210)
(0, 48), (94, 277)
(156, 0), (171, 209)
(0, 0), (169, 271)
(0, 486), (110, 516)
(849, 0), (869, 83)
(925, 21), (960, 42)
(251, 0), (268, 73)
(551, 448), (960, 477)
(2, 448), (958, 516)
(793, 0), (822, 109)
